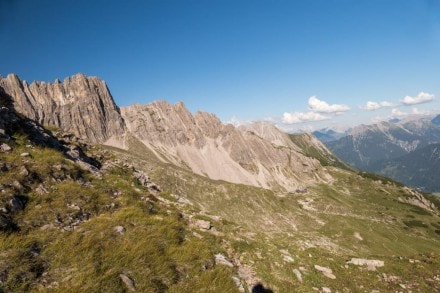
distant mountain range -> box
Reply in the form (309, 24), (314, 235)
(311, 128), (348, 143)
(371, 143), (440, 192)
(316, 115), (440, 192)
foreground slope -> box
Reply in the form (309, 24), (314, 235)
(109, 134), (440, 292)
(0, 90), (240, 292)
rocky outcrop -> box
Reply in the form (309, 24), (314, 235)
(398, 187), (437, 214)
(346, 258), (384, 271)
(121, 101), (330, 190)
(0, 86), (100, 174)
(0, 73), (126, 144)
(314, 265), (336, 279)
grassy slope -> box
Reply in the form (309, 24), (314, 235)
(106, 136), (440, 292)
(2, 127), (439, 292)
(0, 132), (238, 292)
(289, 134), (353, 171)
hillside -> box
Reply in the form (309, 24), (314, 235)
(1, 74), (440, 292)
(0, 88), (241, 292)
(289, 133), (353, 171)
(312, 129), (348, 143)
(371, 143), (440, 192)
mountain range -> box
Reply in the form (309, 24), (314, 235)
(316, 117), (440, 192)
(0, 73), (330, 192)
(1, 73), (439, 292)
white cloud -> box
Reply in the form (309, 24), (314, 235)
(411, 108), (430, 115)
(308, 96), (350, 113)
(282, 111), (329, 124)
(401, 92), (434, 105)
(391, 108), (407, 117)
(363, 101), (393, 111)
(390, 107), (430, 117)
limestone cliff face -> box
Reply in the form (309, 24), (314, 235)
(0, 73), (126, 144)
(1, 73), (331, 190)
(121, 101), (330, 190)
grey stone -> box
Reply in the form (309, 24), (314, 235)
(314, 265), (336, 279)
(347, 258), (384, 271)
(0, 143), (11, 152)
(114, 226), (126, 234)
(293, 269), (303, 283)
(40, 224), (55, 231)
(214, 253), (234, 267)
(19, 166), (29, 176)
(12, 180), (24, 191)
(133, 170), (149, 186)
(192, 219), (211, 230)
(35, 184), (49, 195)
(119, 274), (136, 292)
(232, 276), (245, 292)
(283, 255), (294, 263)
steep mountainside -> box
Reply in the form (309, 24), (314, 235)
(371, 143), (440, 192)
(121, 102), (329, 191)
(0, 91), (240, 291)
(1, 74), (333, 191)
(432, 114), (440, 125)
(312, 128), (348, 143)
(323, 118), (440, 191)
(289, 133), (353, 170)
(0, 73), (126, 144)
(326, 119), (440, 169)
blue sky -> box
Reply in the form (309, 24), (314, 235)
(1, 0), (439, 131)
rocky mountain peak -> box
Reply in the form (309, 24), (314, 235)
(0, 73), (126, 144)
(122, 101), (328, 190)
(239, 122), (297, 148)
(2, 74), (333, 191)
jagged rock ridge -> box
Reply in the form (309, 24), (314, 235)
(1, 73), (332, 190)
(121, 102), (330, 190)
(0, 73), (126, 144)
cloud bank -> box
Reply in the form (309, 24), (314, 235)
(282, 111), (329, 124)
(401, 92), (434, 105)
(282, 96), (349, 124)
(308, 96), (350, 113)
(391, 107), (430, 117)
(363, 101), (393, 111)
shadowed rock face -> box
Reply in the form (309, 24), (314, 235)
(0, 73), (126, 144)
